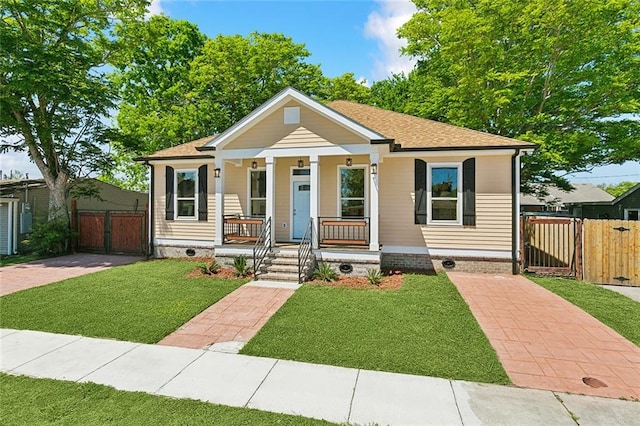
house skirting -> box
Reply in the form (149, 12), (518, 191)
(153, 240), (513, 276)
(380, 252), (512, 274)
(153, 239), (215, 259)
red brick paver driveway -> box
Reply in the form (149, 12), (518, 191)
(448, 272), (640, 400)
(0, 253), (143, 296)
(159, 283), (295, 349)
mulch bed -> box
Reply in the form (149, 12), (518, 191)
(187, 267), (249, 280)
(308, 271), (404, 290)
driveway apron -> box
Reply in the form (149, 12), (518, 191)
(448, 272), (640, 400)
(158, 281), (296, 350)
(0, 253), (143, 296)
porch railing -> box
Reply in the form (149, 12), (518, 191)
(318, 217), (369, 247)
(298, 218), (314, 283)
(253, 217), (272, 279)
(223, 215), (265, 243)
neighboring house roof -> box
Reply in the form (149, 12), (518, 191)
(565, 182), (640, 206)
(136, 136), (217, 161)
(326, 100), (536, 151)
(521, 183), (615, 207)
(0, 179), (47, 196)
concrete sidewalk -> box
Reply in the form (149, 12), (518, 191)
(2, 329), (638, 425)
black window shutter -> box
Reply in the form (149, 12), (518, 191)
(415, 159), (427, 224)
(165, 166), (174, 221)
(463, 158), (476, 226)
(198, 165), (208, 221)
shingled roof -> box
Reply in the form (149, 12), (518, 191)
(327, 100), (535, 150)
(137, 136), (217, 161)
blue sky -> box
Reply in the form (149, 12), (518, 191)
(3, 0), (638, 184)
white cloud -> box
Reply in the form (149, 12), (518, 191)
(364, 0), (417, 81)
(146, 0), (164, 18)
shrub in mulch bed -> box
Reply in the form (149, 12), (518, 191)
(185, 258), (252, 279)
(187, 267), (241, 279)
(307, 271), (404, 290)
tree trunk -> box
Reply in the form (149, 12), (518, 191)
(47, 175), (69, 222)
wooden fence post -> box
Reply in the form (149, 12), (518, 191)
(575, 219), (583, 280)
(70, 199), (78, 252)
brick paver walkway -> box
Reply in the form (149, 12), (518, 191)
(448, 272), (640, 400)
(0, 254), (143, 296)
(159, 283), (295, 349)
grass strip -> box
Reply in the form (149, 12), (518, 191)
(242, 273), (509, 384)
(528, 276), (640, 346)
(0, 259), (245, 343)
(0, 373), (331, 425)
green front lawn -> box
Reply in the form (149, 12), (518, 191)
(0, 259), (245, 343)
(529, 276), (640, 346)
(241, 273), (510, 384)
(0, 374), (331, 425)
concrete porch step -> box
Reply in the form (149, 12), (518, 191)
(256, 271), (300, 282)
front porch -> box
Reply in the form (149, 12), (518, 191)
(213, 154), (381, 253)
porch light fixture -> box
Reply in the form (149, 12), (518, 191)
(297, 158), (304, 168)
(371, 163), (378, 174)
(214, 168), (221, 178)
(346, 157), (353, 167)
(251, 160), (258, 169)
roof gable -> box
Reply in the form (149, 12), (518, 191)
(206, 87), (385, 150)
(612, 182), (640, 204)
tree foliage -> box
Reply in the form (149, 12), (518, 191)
(112, 26), (327, 156)
(0, 0), (148, 219)
(109, 21), (371, 189)
(322, 72), (371, 104)
(598, 181), (638, 197)
(394, 0), (640, 192)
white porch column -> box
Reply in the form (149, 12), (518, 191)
(265, 156), (275, 246)
(369, 152), (380, 251)
(310, 154), (319, 249)
(214, 160), (225, 246)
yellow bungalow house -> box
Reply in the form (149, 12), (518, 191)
(137, 88), (535, 281)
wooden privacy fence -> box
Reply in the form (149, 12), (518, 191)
(583, 219), (639, 287)
(71, 201), (148, 255)
(521, 216), (639, 286)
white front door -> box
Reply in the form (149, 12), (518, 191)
(292, 179), (311, 239)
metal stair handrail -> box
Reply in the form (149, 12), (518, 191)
(253, 217), (272, 280)
(298, 218), (314, 284)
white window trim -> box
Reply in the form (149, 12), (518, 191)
(427, 162), (463, 226)
(337, 164), (368, 218)
(624, 208), (639, 220)
(247, 167), (267, 218)
(175, 169), (198, 220)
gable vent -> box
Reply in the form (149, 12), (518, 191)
(284, 107), (300, 124)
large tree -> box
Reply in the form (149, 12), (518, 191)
(0, 0), (148, 219)
(397, 0), (640, 192)
(113, 28), (327, 154)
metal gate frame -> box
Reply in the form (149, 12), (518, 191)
(520, 215), (582, 277)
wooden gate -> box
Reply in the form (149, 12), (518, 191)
(583, 219), (639, 286)
(76, 210), (147, 255)
(521, 216), (582, 276)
